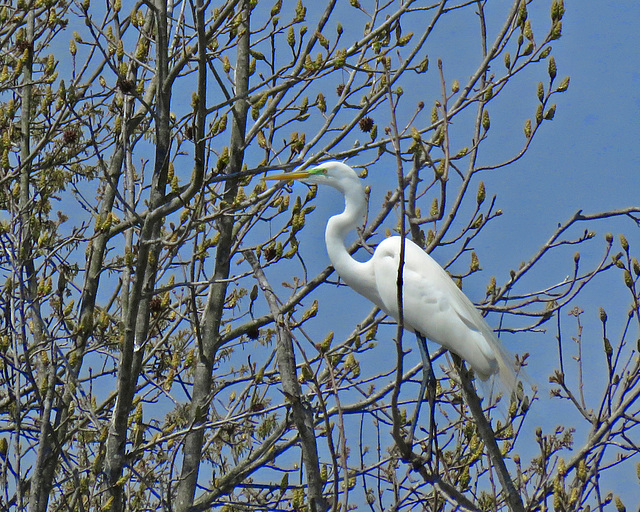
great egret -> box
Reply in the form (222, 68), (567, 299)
(266, 161), (517, 397)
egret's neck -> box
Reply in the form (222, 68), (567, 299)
(325, 186), (368, 280)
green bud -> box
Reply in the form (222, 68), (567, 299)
(535, 104), (544, 125)
(544, 104), (556, 120)
(476, 181), (485, 205)
(620, 234), (629, 251)
(316, 31), (329, 49)
(430, 197), (439, 216)
(471, 214), (483, 230)
(523, 19), (533, 40)
(470, 251), (480, 272)
(504, 52), (511, 69)
(550, 21), (562, 40)
(271, 0), (282, 16)
(293, 0), (306, 22)
(287, 26), (295, 47)
(517, 3), (527, 27)
(524, 118), (532, 138)
(556, 76), (570, 92)
(416, 55), (429, 73)
(599, 307), (607, 323)
(482, 110), (490, 131)
(632, 257), (640, 276)
(577, 459), (588, 481)
(548, 56), (557, 81)
(551, 0), (565, 22)
(623, 270), (633, 288)
(539, 46), (552, 59)
(537, 82), (544, 102)
(452, 79), (459, 93)
(397, 32), (413, 47)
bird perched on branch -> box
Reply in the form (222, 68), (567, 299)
(266, 161), (518, 399)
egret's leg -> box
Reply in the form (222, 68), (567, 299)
(409, 333), (438, 461)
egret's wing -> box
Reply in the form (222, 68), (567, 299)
(372, 238), (517, 390)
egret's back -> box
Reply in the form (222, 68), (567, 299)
(370, 237), (517, 393)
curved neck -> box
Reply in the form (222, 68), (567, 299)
(324, 186), (369, 288)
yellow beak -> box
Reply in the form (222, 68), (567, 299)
(263, 170), (312, 181)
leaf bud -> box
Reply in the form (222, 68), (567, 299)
(632, 257), (640, 276)
(471, 214), (483, 230)
(614, 496), (626, 512)
(544, 104), (556, 120)
(517, 3), (527, 27)
(476, 181), (486, 205)
(271, 0), (282, 16)
(484, 84), (493, 100)
(523, 19), (533, 40)
(623, 270), (633, 289)
(605, 232), (613, 243)
(612, 253), (625, 269)
(430, 197), (439, 216)
(316, 31), (329, 49)
(599, 307), (607, 323)
(524, 118), (532, 138)
(535, 104), (543, 125)
(397, 32), (413, 47)
(504, 51), (511, 69)
(619, 234), (629, 252)
(539, 46), (552, 59)
(550, 20), (562, 40)
(287, 26), (295, 47)
(551, 0), (565, 22)
(537, 82), (544, 102)
(293, 0), (306, 22)
(451, 79), (459, 93)
(548, 56), (557, 81)
(556, 76), (570, 92)
(470, 251), (480, 272)
(416, 55), (429, 73)
(603, 337), (613, 358)
(482, 109), (490, 131)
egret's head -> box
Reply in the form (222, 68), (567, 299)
(265, 161), (361, 193)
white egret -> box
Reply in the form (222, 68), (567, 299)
(266, 161), (517, 397)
